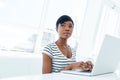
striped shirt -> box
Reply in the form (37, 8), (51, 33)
(42, 42), (76, 73)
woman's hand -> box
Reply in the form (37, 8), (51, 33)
(71, 61), (93, 71)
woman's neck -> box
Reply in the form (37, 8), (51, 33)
(56, 39), (67, 46)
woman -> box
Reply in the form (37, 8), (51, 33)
(42, 15), (93, 74)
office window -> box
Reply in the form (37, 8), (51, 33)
(93, 0), (120, 56)
(0, 0), (88, 54)
(0, 24), (38, 52)
(0, 0), (44, 53)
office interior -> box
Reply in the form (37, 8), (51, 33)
(0, 0), (120, 79)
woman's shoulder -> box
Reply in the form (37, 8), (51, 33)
(42, 42), (56, 57)
(43, 42), (56, 49)
(45, 42), (56, 47)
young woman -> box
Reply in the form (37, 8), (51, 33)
(42, 15), (93, 74)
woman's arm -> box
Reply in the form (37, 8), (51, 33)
(42, 54), (52, 74)
(62, 62), (82, 71)
(62, 61), (93, 71)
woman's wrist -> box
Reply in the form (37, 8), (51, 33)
(62, 64), (72, 70)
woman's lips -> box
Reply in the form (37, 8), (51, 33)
(63, 32), (71, 35)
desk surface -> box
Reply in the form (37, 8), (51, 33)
(42, 73), (120, 80)
(0, 73), (120, 80)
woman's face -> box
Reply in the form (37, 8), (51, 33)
(56, 21), (74, 39)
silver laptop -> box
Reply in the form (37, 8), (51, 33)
(61, 35), (120, 76)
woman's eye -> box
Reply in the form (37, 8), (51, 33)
(60, 23), (73, 28)
(69, 25), (72, 28)
(61, 24), (65, 27)
(69, 25), (73, 28)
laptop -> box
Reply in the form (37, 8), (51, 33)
(61, 35), (120, 76)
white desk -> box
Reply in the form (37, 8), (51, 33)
(0, 73), (120, 80)
(0, 75), (42, 80)
(42, 73), (120, 80)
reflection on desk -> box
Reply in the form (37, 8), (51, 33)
(0, 75), (42, 80)
(42, 73), (120, 80)
(0, 73), (120, 80)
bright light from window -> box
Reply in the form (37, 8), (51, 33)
(0, 0), (44, 53)
(0, 23), (38, 52)
(0, 0), (5, 8)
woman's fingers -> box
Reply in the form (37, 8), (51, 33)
(71, 61), (94, 71)
(79, 61), (93, 71)
(86, 61), (93, 71)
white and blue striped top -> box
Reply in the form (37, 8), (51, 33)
(42, 42), (76, 73)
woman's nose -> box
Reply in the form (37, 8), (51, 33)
(65, 26), (70, 30)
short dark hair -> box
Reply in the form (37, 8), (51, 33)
(56, 15), (74, 29)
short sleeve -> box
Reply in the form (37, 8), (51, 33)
(42, 44), (53, 58)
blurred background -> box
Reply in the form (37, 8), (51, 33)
(0, 0), (120, 77)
